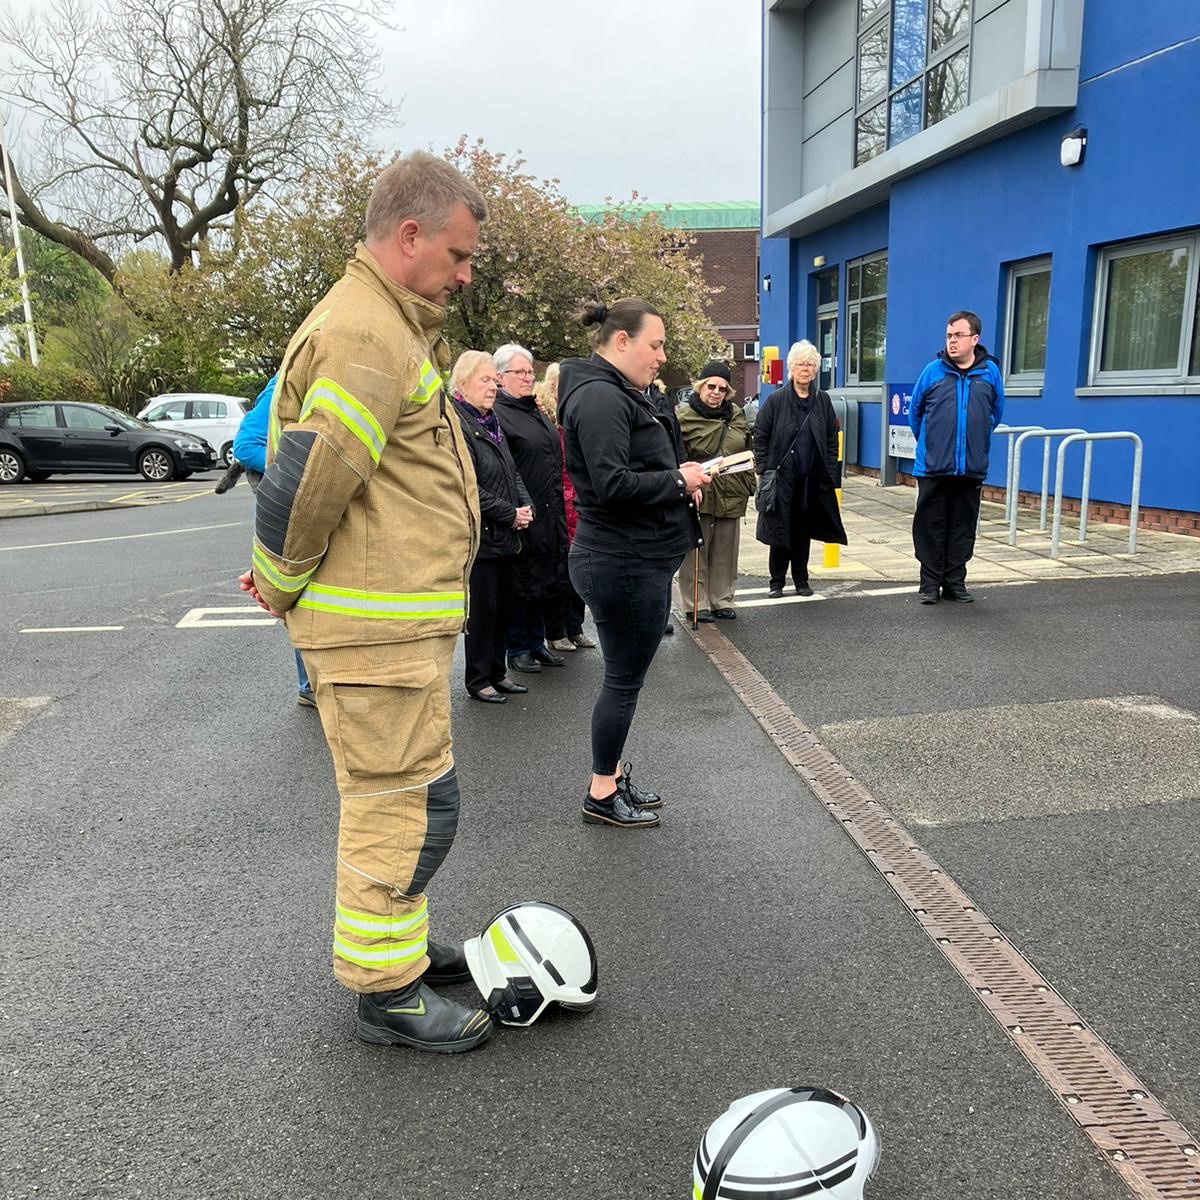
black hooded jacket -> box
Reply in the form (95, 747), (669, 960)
(557, 355), (700, 558)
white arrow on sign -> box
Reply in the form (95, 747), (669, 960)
(177, 606), (280, 628)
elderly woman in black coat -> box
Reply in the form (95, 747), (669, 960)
(451, 351), (533, 704)
(494, 342), (571, 675)
(753, 339), (847, 598)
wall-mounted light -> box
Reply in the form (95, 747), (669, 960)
(762, 274), (772, 293)
(813, 255), (826, 267)
(1060, 126), (1087, 167)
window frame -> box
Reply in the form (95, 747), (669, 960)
(854, 0), (973, 167)
(1003, 256), (1052, 391)
(845, 250), (889, 386)
(1089, 232), (1200, 387)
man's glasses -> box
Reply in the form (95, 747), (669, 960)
(946, 332), (977, 342)
(502, 369), (535, 379)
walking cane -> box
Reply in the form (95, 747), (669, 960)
(692, 545), (700, 630)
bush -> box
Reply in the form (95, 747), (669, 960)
(0, 360), (101, 406)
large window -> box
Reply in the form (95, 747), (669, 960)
(846, 252), (888, 385)
(1090, 233), (1200, 385)
(856, 0), (970, 167)
(1004, 258), (1051, 388)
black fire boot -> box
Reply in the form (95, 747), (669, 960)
(357, 980), (493, 1053)
(425, 939), (472, 986)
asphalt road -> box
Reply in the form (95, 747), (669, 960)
(2, 491), (1197, 1200)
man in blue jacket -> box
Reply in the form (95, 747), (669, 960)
(909, 311), (1004, 604)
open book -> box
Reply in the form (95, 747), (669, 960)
(699, 449), (756, 477)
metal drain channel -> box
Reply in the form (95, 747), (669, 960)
(683, 619), (1200, 1200)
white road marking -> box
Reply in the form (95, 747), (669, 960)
(737, 593), (828, 608)
(21, 626), (124, 633)
(0, 521), (244, 553)
(177, 606), (278, 628)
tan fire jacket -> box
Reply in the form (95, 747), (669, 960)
(251, 245), (480, 649)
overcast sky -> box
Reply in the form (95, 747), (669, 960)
(377, 0), (762, 204)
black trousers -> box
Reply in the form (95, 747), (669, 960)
(913, 476), (982, 592)
(768, 493), (813, 589)
(465, 555), (514, 691)
(545, 584), (587, 640)
(568, 545), (681, 775)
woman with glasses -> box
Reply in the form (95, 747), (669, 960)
(493, 343), (571, 675)
(753, 339), (846, 599)
(676, 361), (756, 621)
(449, 351), (533, 703)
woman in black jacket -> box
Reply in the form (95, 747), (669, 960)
(494, 343), (571, 675)
(450, 351), (533, 704)
(753, 339), (847, 597)
(558, 299), (709, 829)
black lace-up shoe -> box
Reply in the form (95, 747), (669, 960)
(942, 587), (974, 603)
(425, 939), (472, 986)
(617, 762), (663, 810)
(357, 981), (493, 1052)
(581, 789), (660, 828)
(530, 645), (565, 667)
(508, 652), (541, 673)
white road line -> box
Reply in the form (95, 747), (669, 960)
(21, 626), (125, 633)
(177, 606), (278, 628)
(0, 521), (244, 553)
(736, 593), (828, 608)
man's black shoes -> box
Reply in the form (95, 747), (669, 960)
(919, 589), (940, 604)
(795, 583), (814, 597)
(685, 609), (714, 623)
(768, 585), (784, 599)
(582, 788), (660, 828)
(711, 608), (736, 619)
(425, 939), (472, 986)
(508, 652), (541, 673)
(530, 645), (565, 667)
(357, 981), (492, 1053)
(943, 587), (975, 603)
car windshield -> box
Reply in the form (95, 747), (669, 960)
(100, 407), (153, 430)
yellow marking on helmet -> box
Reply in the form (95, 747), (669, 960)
(488, 923), (521, 964)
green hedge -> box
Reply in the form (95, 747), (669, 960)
(0, 361), (101, 406)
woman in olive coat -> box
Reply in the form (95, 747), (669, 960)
(753, 340), (847, 597)
(676, 361), (755, 620)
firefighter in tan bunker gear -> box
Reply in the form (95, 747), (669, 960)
(241, 153), (492, 1054)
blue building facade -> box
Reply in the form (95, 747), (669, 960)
(760, 0), (1200, 517)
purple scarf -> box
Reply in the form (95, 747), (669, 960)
(453, 396), (504, 446)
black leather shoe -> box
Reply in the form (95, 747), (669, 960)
(711, 608), (736, 620)
(425, 939), (472, 986)
(357, 981), (493, 1052)
(468, 687), (506, 704)
(508, 652), (541, 673)
(617, 761), (663, 810)
(943, 587), (974, 603)
(493, 677), (528, 695)
(663, 622), (675, 635)
(794, 583), (814, 597)
(685, 609), (714, 623)
(919, 589), (940, 604)
(768, 585), (784, 599)
(581, 789), (660, 828)
(530, 645), (565, 667)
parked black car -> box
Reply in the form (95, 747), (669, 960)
(0, 401), (219, 484)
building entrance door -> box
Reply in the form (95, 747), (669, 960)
(818, 314), (838, 392)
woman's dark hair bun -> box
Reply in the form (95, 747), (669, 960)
(579, 301), (609, 328)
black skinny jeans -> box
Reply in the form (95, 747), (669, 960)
(568, 545), (682, 776)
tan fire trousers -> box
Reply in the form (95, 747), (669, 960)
(301, 635), (459, 995)
(678, 514), (743, 612)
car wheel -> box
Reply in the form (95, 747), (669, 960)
(0, 448), (26, 484)
(220, 441), (235, 467)
(138, 447), (176, 482)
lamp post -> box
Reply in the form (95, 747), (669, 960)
(0, 108), (39, 366)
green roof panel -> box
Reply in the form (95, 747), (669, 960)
(575, 201), (761, 230)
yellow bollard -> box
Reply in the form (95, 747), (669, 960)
(823, 428), (844, 568)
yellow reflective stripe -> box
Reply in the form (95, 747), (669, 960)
(407, 359), (442, 407)
(268, 405), (281, 457)
(295, 583), (465, 621)
(251, 545), (317, 594)
(488, 924), (521, 965)
(335, 900), (427, 937)
(333, 934), (427, 968)
(300, 377), (386, 464)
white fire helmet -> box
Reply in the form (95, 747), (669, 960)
(463, 901), (598, 1027)
(693, 1087), (880, 1200)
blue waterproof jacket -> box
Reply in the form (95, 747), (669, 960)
(909, 346), (1004, 479)
(230, 374), (277, 473)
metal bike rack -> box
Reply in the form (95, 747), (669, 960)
(1050, 432), (1143, 558)
(1008, 428), (1087, 545)
(993, 425), (1044, 524)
